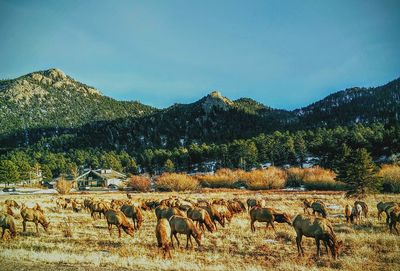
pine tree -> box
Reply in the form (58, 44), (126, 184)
(336, 148), (379, 197)
(164, 159), (175, 173)
(0, 160), (20, 186)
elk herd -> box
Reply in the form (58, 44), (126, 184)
(0, 194), (399, 260)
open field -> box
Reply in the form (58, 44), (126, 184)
(0, 190), (399, 271)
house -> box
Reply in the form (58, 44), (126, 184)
(76, 169), (127, 188)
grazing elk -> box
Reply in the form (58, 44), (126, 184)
(0, 212), (16, 239)
(389, 206), (400, 234)
(200, 204), (225, 228)
(120, 204), (144, 230)
(377, 201), (397, 224)
(354, 201), (368, 218)
(90, 201), (110, 219)
(4, 199), (19, 209)
(246, 198), (265, 211)
(169, 215), (202, 249)
(293, 214), (343, 259)
(250, 206), (291, 232)
(156, 218), (172, 258)
(303, 199), (327, 218)
(155, 205), (186, 221)
(20, 204), (49, 235)
(214, 204), (233, 224)
(104, 209), (135, 238)
(350, 203), (363, 224)
(187, 207), (216, 233)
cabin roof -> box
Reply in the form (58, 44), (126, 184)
(76, 169), (126, 181)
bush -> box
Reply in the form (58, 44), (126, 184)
(378, 164), (400, 193)
(128, 175), (151, 192)
(197, 168), (242, 188)
(302, 166), (347, 191)
(55, 177), (73, 194)
(286, 167), (306, 187)
(239, 167), (287, 190)
(156, 173), (198, 191)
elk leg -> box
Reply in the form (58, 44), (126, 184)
(296, 234), (304, 256)
(174, 233), (180, 247)
(251, 220), (255, 232)
(270, 222), (276, 232)
(35, 220), (39, 234)
(186, 234), (190, 249)
(108, 223), (112, 236)
(23, 220), (26, 232)
(118, 226), (122, 238)
(316, 238), (321, 257)
(1, 228), (5, 239)
(170, 233), (175, 248)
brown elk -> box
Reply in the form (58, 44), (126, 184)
(354, 201), (368, 218)
(104, 209), (135, 238)
(200, 204), (225, 228)
(377, 201), (397, 224)
(20, 204), (50, 235)
(120, 204), (144, 230)
(389, 206), (400, 234)
(187, 207), (216, 233)
(169, 215), (202, 249)
(303, 199), (327, 218)
(4, 199), (19, 209)
(246, 198), (265, 211)
(250, 206), (291, 232)
(155, 205), (186, 221)
(293, 214), (343, 259)
(0, 212), (16, 239)
(156, 218), (172, 258)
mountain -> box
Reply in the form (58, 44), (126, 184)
(294, 78), (400, 128)
(0, 69), (155, 147)
(0, 68), (399, 152)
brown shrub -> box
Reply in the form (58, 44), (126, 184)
(302, 166), (346, 190)
(196, 168), (243, 188)
(128, 175), (151, 192)
(377, 164), (400, 193)
(55, 177), (73, 195)
(240, 167), (287, 190)
(156, 173), (198, 191)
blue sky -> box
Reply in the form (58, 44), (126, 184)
(0, 0), (399, 110)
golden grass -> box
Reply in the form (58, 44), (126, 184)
(0, 191), (399, 271)
(156, 173), (199, 191)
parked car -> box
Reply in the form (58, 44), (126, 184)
(108, 184), (118, 190)
(78, 186), (90, 191)
(2, 187), (16, 192)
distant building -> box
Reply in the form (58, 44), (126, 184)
(76, 169), (127, 188)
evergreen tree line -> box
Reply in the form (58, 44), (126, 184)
(0, 123), (399, 186)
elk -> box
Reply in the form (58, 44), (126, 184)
(104, 209), (135, 238)
(344, 204), (351, 223)
(389, 206), (400, 234)
(187, 207), (216, 233)
(20, 204), (49, 235)
(293, 214), (343, 259)
(156, 218), (172, 258)
(155, 205), (186, 221)
(120, 204), (144, 230)
(250, 206), (291, 232)
(169, 215), (202, 249)
(303, 199), (327, 218)
(0, 212), (16, 239)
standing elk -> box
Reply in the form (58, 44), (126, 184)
(156, 218), (172, 258)
(20, 204), (50, 235)
(104, 209), (135, 238)
(293, 214), (343, 259)
(169, 215), (202, 249)
(250, 206), (291, 232)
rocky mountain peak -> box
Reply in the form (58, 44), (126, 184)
(201, 90), (233, 113)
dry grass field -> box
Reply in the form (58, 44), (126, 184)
(0, 190), (399, 271)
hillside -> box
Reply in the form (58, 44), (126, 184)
(0, 69), (155, 147)
(0, 69), (399, 152)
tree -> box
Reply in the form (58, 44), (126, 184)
(41, 164), (53, 181)
(164, 159), (175, 173)
(0, 160), (20, 186)
(125, 158), (139, 175)
(336, 148), (379, 197)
